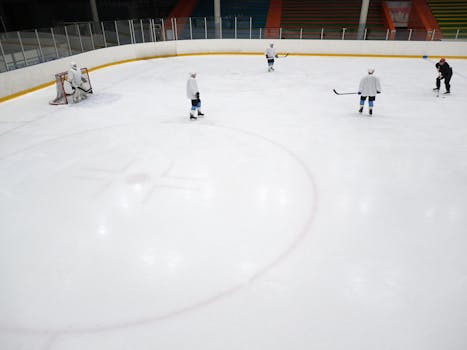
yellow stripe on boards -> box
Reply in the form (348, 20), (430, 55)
(2, 52), (467, 103)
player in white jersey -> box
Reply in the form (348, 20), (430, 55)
(67, 62), (88, 103)
(186, 72), (204, 120)
(358, 68), (382, 116)
(265, 42), (278, 72)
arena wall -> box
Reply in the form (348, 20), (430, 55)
(1, 39), (467, 101)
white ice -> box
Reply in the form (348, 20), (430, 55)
(1, 54), (467, 350)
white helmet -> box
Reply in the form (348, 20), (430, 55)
(190, 72), (196, 78)
(270, 42), (274, 47)
(368, 68), (375, 74)
(70, 61), (77, 69)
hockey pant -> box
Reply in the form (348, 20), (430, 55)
(436, 72), (452, 92)
(72, 85), (86, 102)
(191, 98), (202, 115)
(360, 96), (375, 107)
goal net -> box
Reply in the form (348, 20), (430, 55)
(49, 68), (93, 105)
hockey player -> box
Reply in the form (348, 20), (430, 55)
(265, 42), (278, 72)
(434, 57), (453, 94)
(67, 62), (88, 103)
(186, 72), (204, 120)
(358, 68), (381, 116)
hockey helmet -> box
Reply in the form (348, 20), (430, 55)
(439, 57), (446, 63)
(368, 68), (375, 74)
(70, 61), (77, 69)
(190, 72), (197, 78)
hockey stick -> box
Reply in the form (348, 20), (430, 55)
(66, 87), (93, 95)
(78, 86), (93, 94)
(333, 89), (359, 95)
(65, 87), (93, 97)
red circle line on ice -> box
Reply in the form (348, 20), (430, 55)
(0, 122), (319, 336)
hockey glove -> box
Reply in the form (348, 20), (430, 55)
(377, 91), (381, 94)
(358, 92), (361, 95)
(196, 92), (200, 99)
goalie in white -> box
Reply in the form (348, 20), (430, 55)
(67, 62), (88, 103)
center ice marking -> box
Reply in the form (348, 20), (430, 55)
(0, 123), (316, 332)
(74, 159), (206, 202)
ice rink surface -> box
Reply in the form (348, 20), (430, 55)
(1, 54), (467, 350)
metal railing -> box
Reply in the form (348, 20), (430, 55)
(1, 17), (466, 73)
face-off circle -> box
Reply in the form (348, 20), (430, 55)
(0, 122), (316, 332)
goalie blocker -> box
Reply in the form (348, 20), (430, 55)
(49, 67), (93, 105)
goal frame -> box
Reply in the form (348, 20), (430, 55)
(49, 67), (93, 105)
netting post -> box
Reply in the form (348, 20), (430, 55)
(129, 20), (134, 44)
(170, 18), (174, 40)
(64, 26), (72, 55)
(101, 22), (107, 47)
(149, 19), (153, 42)
(77, 24), (84, 52)
(153, 19), (158, 42)
(115, 21), (120, 45)
(189, 17), (193, 40)
(235, 17), (237, 39)
(16, 31), (27, 67)
(51, 27), (59, 58)
(35, 29), (44, 62)
(0, 38), (8, 71)
(89, 22), (96, 49)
